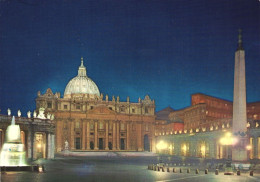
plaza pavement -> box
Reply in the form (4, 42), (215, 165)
(1, 152), (260, 182)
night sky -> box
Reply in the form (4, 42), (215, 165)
(0, 0), (259, 116)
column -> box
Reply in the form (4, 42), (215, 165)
(51, 134), (55, 158)
(117, 121), (120, 150)
(33, 133), (37, 159)
(136, 122), (142, 151)
(126, 122), (130, 150)
(94, 120), (98, 150)
(112, 121), (116, 150)
(86, 121), (90, 150)
(27, 130), (32, 159)
(82, 121), (86, 150)
(105, 121), (109, 150)
(70, 121), (75, 150)
(253, 136), (258, 159)
(56, 120), (62, 152)
(47, 133), (51, 159)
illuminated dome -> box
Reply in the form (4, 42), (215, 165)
(64, 58), (100, 98)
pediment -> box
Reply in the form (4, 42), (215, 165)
(87, 105), (116, 115)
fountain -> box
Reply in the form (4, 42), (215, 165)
(0, 116), (43, 172)
(0, 116), (27, 166)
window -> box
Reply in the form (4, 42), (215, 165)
(64, 105), (68, 109)
(132, 108), (135, 113)
(76, 105), (81, 110)
(90, 123), (94, 130)
(120, 107), (125, 112)
(145, 124), (149, 131)
(121, 123), (125, 130)
(109, 107), (112, 110)
(99, 122), (104, 129)
(47, 102), (52, 109)
(75, 122), (80, 129)
(145, 107), (148, 114)
(90, 106), (94, 110)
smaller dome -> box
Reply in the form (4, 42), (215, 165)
(64, 58), (100, 98)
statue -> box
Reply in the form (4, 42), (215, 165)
(7, 108), (11, 116)
(105, 95), (108, 102)
(117, 96), (119, 102)
(47, 113), (51, 119)
(33, 110), (37, 118)
(51, 114), (55, 120)
(112, 96), (115, 102)
(127, 96), (129, 102)
(27, 111), (31, 118)
(17, 110), (21, 117)
(100, 93), (103, 100)
(138, 97), (141, 103)
(37, 107), (46, 119)
(65, 140), (69, 150)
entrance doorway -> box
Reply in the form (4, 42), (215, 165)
(144, 134), (150, 151)
(75, 137), (81, 150)
(90, 141), (94, 150)
(99, 138), (104, 150)
(120, 139), (125, 150)
(108, 142), (112, 150)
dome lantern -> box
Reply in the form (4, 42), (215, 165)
(64, 58), (100, 98)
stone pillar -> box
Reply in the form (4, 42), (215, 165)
(51, 134), (55, 158)
(232, 30), (248, 162)
(27, 130), (32, 159)
(112, 121), (116, 150)
(86, 121), (90, 150)
(189, 139), (196, 157)
(136, 122), (142, 151)
(94, 121), (98, 150)
(126, 122), (130, 150)
(33, 133), (37, 159)
(105, 121), (109, 150)
(47, 133), (51, 159)
(253, 136), (258, 159)
(56, 120), (62, 152)
(82, 121), (86, 150)
(209, 139), (216, 158)
(70, 121), (75, 150)
(117, 121), (120, 150)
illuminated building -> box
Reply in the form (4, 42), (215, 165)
(36, 58), (156, 152)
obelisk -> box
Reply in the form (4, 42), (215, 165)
(232, 29), (248, 162)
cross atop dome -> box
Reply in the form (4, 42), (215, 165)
(81, 57), (84, 66)
(78, 57), (87, 76)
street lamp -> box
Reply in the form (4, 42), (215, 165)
(219, 132), (238, 146)
(156, 141), (168, 152)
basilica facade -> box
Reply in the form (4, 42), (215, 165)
(36, 58), (156, 152)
